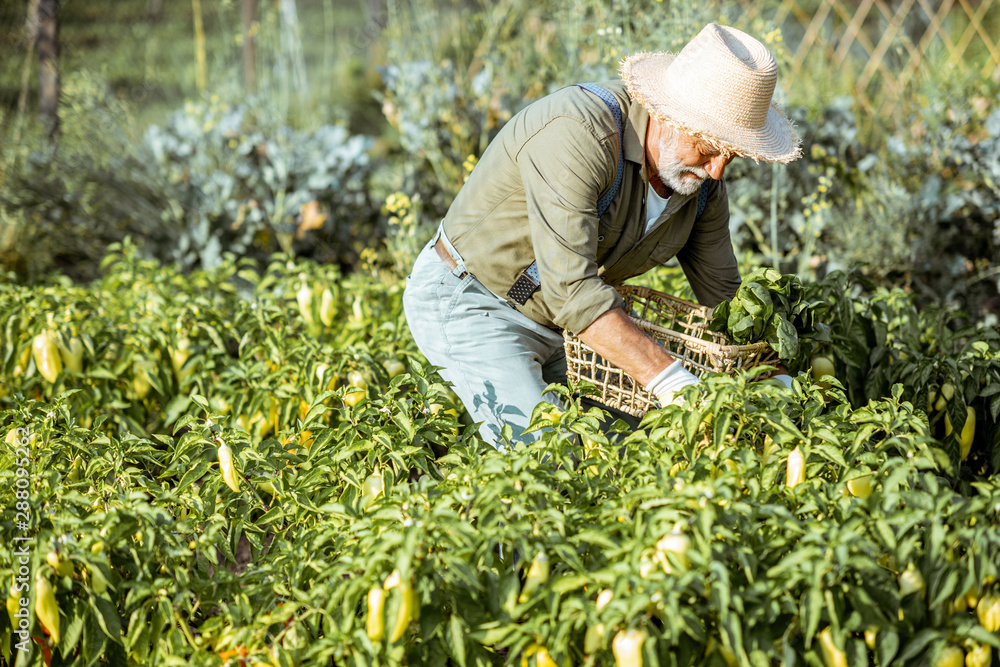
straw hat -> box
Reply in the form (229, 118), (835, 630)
(621, 23), (801, 164)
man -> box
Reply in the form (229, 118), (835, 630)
(403, 23), (802, 449)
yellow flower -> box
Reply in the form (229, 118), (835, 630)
(383, 191), (412, 215)
(462, 154), (478, 176)
(360, 248), (379, 273)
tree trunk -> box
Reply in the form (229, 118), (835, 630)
(36, 0), (59, 144)
(15, 0), (40, 120)
(243, 0), (256, 94)
(192, 0), (206, 91)
(366, 0), (386, 32)
(146, 0), (163, 20)
(279, 0), (309, 104)
(365, 0), (386, 60)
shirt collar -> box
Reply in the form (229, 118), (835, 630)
(622, 90), (651, 190)
(624, 93), (648, 168)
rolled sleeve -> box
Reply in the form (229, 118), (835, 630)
(676, 179), (742, 308)
(517, 117), (623, 334)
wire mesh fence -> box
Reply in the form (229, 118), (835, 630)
(722, 0), (1000, 121)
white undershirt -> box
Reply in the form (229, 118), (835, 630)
(644, 184), (670, 236)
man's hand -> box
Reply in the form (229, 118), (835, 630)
(577, 306), (698, 403)
(644, 362), (701, 405)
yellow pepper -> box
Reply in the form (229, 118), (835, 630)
(786, 447), (806, 488)
(584, 623), (606, 654)
(132, 360), (153, 400)
(655, 530), (691, 573)
(319, 287), (335, 327)
(518, 551), (550, 603)
(612, 629), (646, 667)
(297, 275), (314, 326)
(361, 472), (384, 510)
(965, 642), (991, 667)
(366, 587), (386, 640)
(817, 627), (846, 667)
(32, 330), (62, 383)
(387, 579), (417, 643)
(811, 355), (836, 389)
(352, 296), (365, 322)
(348, 370), (368, 389)
(6, 585), (21, 629)
(47, 551), (73, 578)
(344, 370), (368, 407)
(533, 646), (558, 667)
(67, 455), (83, 483)
(383, 358), (406, 379)
(13, 346), (30, 377)
(977, 594), (1000, 632)
(218, 443), (240, 493)
(935, 382), (955, 411)
(34, 572), (60, 645)
(934, 646), (964, 667)
(846, 474), (872, 498)
(899, 563), (926, 598)
(944, 407), (976, 460)
(265, 397), (278, 432)
(170, 337), (194, 384)
(966, 588), (980, 609)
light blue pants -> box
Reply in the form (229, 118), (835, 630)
(402, 228), (567, 449)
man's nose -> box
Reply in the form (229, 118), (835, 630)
(705, 155), (731, 180)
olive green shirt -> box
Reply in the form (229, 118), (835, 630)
(442, 81), (741, 335)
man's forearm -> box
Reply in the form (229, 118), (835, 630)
(576, 306), (679, 387)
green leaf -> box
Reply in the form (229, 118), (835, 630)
(164, 394), (193, 428)
(176, 459), (212, 493)
(876, 630), (899, 667)
(91, 596), (123, 642)
(61, 597), (87, 656)
(449, 614), (467, 667)
(190, 394), (210, 411)
(895, 629), (939, 663)
(549, 575), (589, 595)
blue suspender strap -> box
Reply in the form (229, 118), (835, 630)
(578, 83), (626, 217)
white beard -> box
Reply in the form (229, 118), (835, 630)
(656, 134), (711, 196)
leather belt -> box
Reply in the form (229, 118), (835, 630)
(434, 237), (467, 279)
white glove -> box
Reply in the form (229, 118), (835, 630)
(771, 374), (794, 389)
(645, 362), (700, 406)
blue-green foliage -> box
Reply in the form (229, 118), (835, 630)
(143, 100), (377, 270)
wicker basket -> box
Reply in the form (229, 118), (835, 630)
(564, 285), (779, 417)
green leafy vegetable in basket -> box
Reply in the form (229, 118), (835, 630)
(709, 267), (830, 361)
